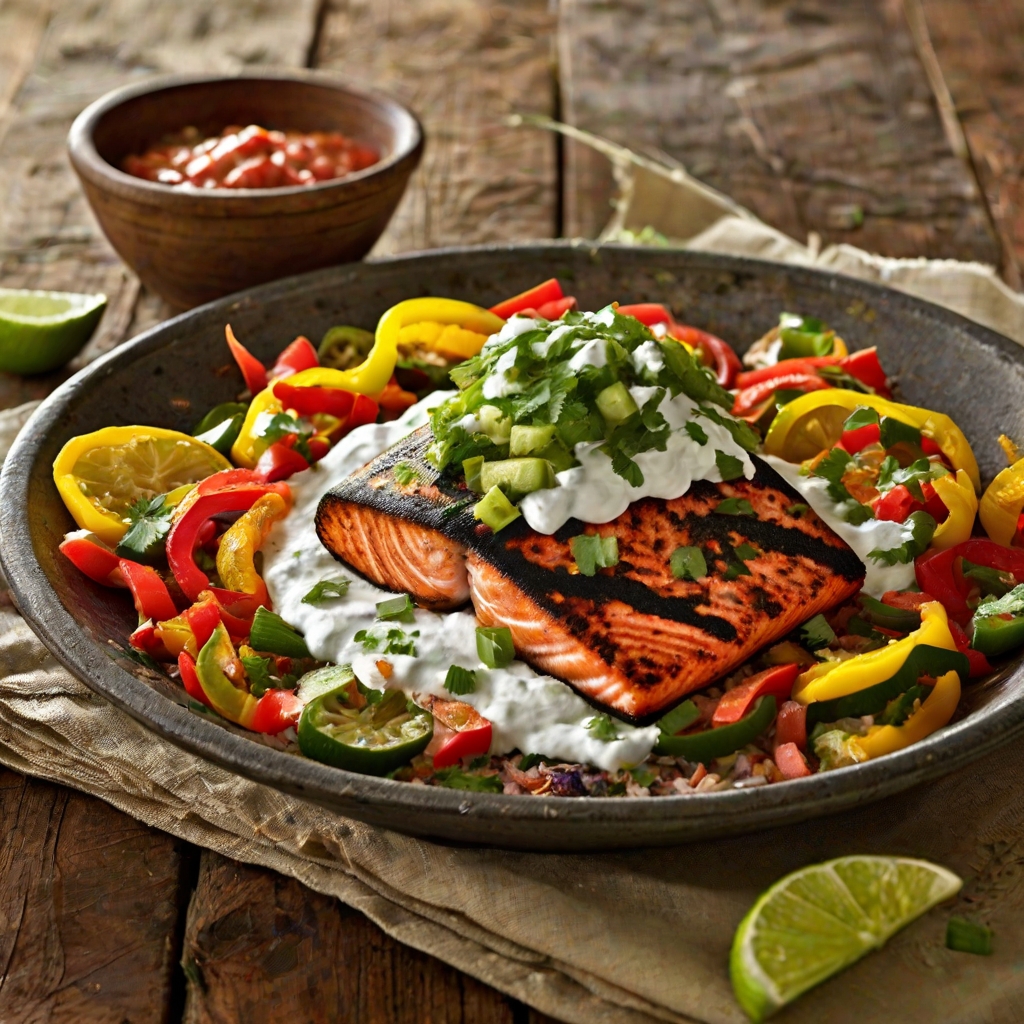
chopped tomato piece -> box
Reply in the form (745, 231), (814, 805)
(255, 442), (309, 483)
(874, 484), (918, 523)
(427, 698), (493, 768)
(250, 689), (304, 734)
(774, 742), (812, 779)
(774, 700), (807, 751)
(271, 336), (319, 378)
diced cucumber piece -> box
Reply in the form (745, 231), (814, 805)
(473, 485), (521, 532)
(478, 405), (511, 444)
(596, 381), (638, 429)
(535, 439), (577, 473)
(509, 423), (556, 456)
(463, 455), (485, 492)
(479, 458), (556, 502)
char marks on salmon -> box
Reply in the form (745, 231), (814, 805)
(316, 426), (864, 722)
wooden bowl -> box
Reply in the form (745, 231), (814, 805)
(67, 71), (423, 310)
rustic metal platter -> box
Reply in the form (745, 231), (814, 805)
(3, 242), (1024, 851)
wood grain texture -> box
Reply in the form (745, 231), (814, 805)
(181, 853), (549, 1024)
(558, 0), (1001, 266)
(316, 0), (559, 254)
(918, 0), (1024, 288)
(0, 769), (192, 1023)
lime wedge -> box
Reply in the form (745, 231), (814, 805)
(730, 856), (962, 1021)
(0, 288), (107, 374)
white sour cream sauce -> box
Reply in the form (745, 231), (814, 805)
(262, 396), (660, 772)
(762, 454), (916, 596)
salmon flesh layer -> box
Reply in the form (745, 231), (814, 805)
(316, 426), (865, 723)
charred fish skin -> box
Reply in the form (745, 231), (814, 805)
(316, 431), (866, 722)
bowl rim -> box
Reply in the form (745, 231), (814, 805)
(67, 68), (425, 202)
(4, 240), (1024, 850)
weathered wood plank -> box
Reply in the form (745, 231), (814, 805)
(0, 0), (320, 411)
(0, 768), (192, 1023)
(917, 0), (1024, 288)
(181, 853), (530, 1024)
(315, 0), (559, 254)
(558, 0), (1001, 265)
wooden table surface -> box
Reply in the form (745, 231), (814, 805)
(2, 0), (1023, 1020)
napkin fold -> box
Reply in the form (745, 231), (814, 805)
(3, 137), (1024, 1023)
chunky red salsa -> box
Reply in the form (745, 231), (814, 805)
(123, 124), (379, 189)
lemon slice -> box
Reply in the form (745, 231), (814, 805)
(730, 855), (961, 1021)
(0, 288), (107, 375)
(53, 426), (232, 545)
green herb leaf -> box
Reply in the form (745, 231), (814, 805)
(723, 559), (752, 580)
(570, 533), (619, 576)
(715, 450), (746, 481)
(241, 654), (275, 698)
(353, 629), (378, 651)
(734, 542), (760, 561)
(868, 511), (937, 566)
(786, 502), (809, 517)
(115, 494), (174, 562)
(393, 461), (419, 486)
(684, 421), (708, 445)
(630, 767), (656, 788)
(433, 766), (504, 792)
(301, 577), (351, 605)
(801, 613), (836, 650)
(879, 415), (922, 450)
(714, 497), (755, 516)
(517, 753), (553, 771)
(356, 626), (419, 657)
(476, 626), (515, 668)
(670, 546), (707, 581)
(842, 406), (880, 433)
(587, 713), (620, 742)
(376, 594), (416, 623)
(975, 582), (1024, 619)
(443, 665), (477, 696)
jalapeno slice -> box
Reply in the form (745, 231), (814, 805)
(654, 695), (777, 763)
(317, 326), (375, 370)
(298, 687), (433, 776)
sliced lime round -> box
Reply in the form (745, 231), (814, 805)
(0, 288), (106, 374)
(730, 855), (962, 1021)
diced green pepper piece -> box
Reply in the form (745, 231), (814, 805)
(970, 612), (1024, 657)
(195, 413), (244, 455)
(473, 485), (521, 532)
(509, 424), (556, 456)
(196, 623), (257, 725)
(249, 607), (311, 659)
(478, 405), (511, 444)
(946, 917), (993, 955)
(535, 439), (576, 473)
(463, 455), (485, 492)
(595, 381), (638, 429)
(193, 401), (248, 436)
(478, 458), (556, 502)
(859, 595), (921, 633)
(654, 696), (777, 763)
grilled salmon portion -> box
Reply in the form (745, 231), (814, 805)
(317, 427), (865, 722)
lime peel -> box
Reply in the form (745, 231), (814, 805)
(729, 855), (962, 1021)
(0, 288), (107, 374)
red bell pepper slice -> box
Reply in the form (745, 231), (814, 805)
(840, 421), (881, 454)
(273, 380), (355, 419)
(616, 302), (672, 327)
(185, 596), (223, 651)
(207, 586), (266, 621)
(306, 436), (331, 462)
(270, 336), (319, 379)
(427, 698), (493, 768)
(535, 296), (578, 320)
(682, 329), (743, 388)
(178, 651), (213, 708)
(712, 663), (800, 727)
(774, 742), (812, 779)
(166, 485), (270, 602)
(949, 619), (993, 678)
(119, 560), (178, 622)
(250, 689), (304, 734)
(489, 278), (563, 320)
(839, 348), (890, 397)
(59, 535), (124, 587)
(225, 325), (268, 395)
(732, 373), (831, 416)
(774, 699), (808, 751)
(346, 393), (380, 429)
(874, 484), (919, 523)
(735, 357), (839, 390)
(920, 481), (949, 524)
(198, 468), (260, 495)
(129, 620), (169, 658)
(255, 442), (309, 483)
(916, 539), (1024, 626)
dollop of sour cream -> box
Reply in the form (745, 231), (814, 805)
(762, 454), (916, 596)
(262, 395), (659, 772)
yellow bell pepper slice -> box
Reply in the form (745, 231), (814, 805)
(216, 492), (289, 597)
(980, 457), (1024, 546)
(195, 623), (257, 727)
(154, 614), (197, 658)
(792, 601), (956, 705)
(231, 298), (504, 468)
(763, 389), (980, 492)
(854, 668), (960, 759)
(930, 469), (978, 551)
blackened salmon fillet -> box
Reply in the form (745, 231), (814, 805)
(316, 426), (864, 723)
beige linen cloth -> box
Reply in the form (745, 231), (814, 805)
(3, 138), (1024, 1024)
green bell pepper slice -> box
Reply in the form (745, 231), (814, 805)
(298, 687), (433, 776)
(970, 612), (1024, 657)
(654, 696), (777, 763)
(196, 623), (257, 727)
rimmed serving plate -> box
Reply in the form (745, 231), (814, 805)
(3, 241), (1023, 850)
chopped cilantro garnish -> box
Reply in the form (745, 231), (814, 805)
(670, 546), (707, 581)
(570, 533), (619, 576)
(684, 421), (708, 445)
(786, 502), (809, 517)
(301, 577), (351, 605)
(800, 613), (836, 650)
(376, 594), (416, 623)
(354, 627), (419, 656)
(587, 713), (620, 742)
(842, 406), (880, 433)
(715, 497), (755, 516)
(715, 450), (746, 481)
(443, 665), (477, 696)
(241, 654), (275, 697)
(878, 415), (922, 449)
(868, 511), (937, 566)
(630, 767), (656, 788)
(734, 543), (759, 561)
(115, 494), (174, 562)
(393, 461), (419, 486)
(433, 767), (503, 792)
(723, 559), (752, 580)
